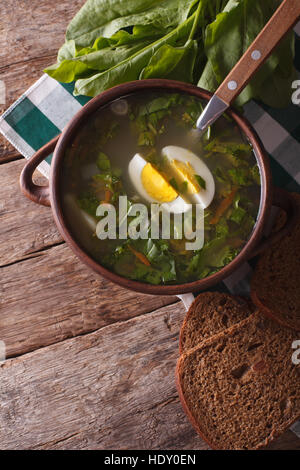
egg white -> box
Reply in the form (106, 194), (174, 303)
(128, 154), (190, 214)
(64, 193), (97, 232)
(161, 146), (215, 209)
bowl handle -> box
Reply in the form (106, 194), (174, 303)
(251, 187), (299, 257)
(20, 135), (60, 207)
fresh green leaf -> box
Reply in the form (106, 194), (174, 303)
(140, 39), (198, 83)
(45, 0), (296, 108)
(45, 41), (150, 83)
(73, 12), (196, 96)
(57, 40), (77, 62)
(198, 0), (295, 107)
(66, 0), (197, 48)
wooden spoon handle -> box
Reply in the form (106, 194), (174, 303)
(215, 0), (300, 106)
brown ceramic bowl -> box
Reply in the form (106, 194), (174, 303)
(20, 79), (297, 295)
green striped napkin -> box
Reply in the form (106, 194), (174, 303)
(0, 77), (89, 177)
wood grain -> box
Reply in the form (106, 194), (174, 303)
(267, 430), (300, 450)
(0, 241), (177, 358)
(0, 141), (21, 164)
(0, 0), (84, 163)
(0, 0), (84, 67)
(0, 159), (62, 267)
(0, 301), (297, 450)
(0, 302), (209, 450)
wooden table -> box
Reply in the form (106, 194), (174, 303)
(0, 0), (299, 450)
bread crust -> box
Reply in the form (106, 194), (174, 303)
(176, 314), (300, 450)
(179, 292), (254, 354)
(176, 316), (252, 450)
(251, 289), (300, 332)
(251, 193), (300, 332)
(175, 357), (219, 450)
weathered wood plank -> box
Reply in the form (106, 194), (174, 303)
(0, 242), (177, 358)
(0, 0), (84, 68)
(0, 0), (84, 163)
(0, 159), (63, 267)
(0, 302), (297, 450)
(0, 302), (208, 450)
(0, 141), (21, 164)
(267, 430), (300, 450)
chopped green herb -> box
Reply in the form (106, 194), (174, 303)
(180, 181), (188, 193)
(138, 131), (155, 147)
(228, 168), (252, 186)
(169, 178), (179, 191)
(97, 152), (111, 171)
(194, 174), (206, 189)
(230, 206), (246, 224)
(78, 193), (99, 217)
(251, 164), (261, 184)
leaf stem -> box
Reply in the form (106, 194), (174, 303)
(188, 0), (204, 41)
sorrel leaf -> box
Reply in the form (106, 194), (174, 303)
(45, 0), (296, 108)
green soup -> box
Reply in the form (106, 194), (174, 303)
(61, 91), (261, 285)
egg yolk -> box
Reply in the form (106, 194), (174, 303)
(170, 160), (200, 194)
(141, 163), (178, 203)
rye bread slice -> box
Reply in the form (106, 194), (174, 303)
(251, 193), (300, 331)
(176, 311), (300, 450)
(179, 292), (255, 354)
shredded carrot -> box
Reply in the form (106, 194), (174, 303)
(129, 246), (151, 266)
(210, 187), (237, 225)
(105, 189), (112, 202)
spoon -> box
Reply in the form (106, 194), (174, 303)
(197, 0), (300, 132)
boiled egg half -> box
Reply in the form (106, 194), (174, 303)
(128, 146), (215, 213)
(128, 154), (189, 213)
(161, 146), (215, 209)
